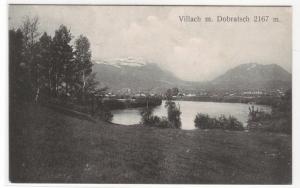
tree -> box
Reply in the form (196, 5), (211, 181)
(9, 29), (32, 102)
(165, 87), (179, 99)
(172, 87), (179, 96)
(164, 89), (181, 128)
(21, 16), (40, 50)
(51, 25), (74, 97)
(84, 73), (100, 94)
(20, 16), (41, 101)
(165, 101), (181, 128)
(36, 32), (53, 97)
(279, 89), (292, 113)
(74, 35), (93, 102)
(140, 107), (154, 125)
(165, 88), (173, 100)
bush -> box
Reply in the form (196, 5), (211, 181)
(224, 116), (244, 131)
(248, 105), (271, 122)
(140, 108), (163, 126)
(194, 114), (212, 129)
(156, 117), (172, 128)
(140, 107), (155, 125)
(246, 104), (292, 134)
(151, 116), (172, 129)
(165, 101), (181, 129)
(94, 107), (113, 122)
(248, 108), (291, 134)
(194, 113), (244, 131)
(140, 98), (182, 129)
(140, 107), (174, 128)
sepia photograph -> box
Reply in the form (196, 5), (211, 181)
(8, 5), (292, 184)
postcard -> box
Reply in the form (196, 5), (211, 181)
(8, 5), (292, 184)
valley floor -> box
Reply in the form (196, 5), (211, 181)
(9, 103), (291, 184)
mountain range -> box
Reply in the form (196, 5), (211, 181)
(92, 58), (189, 93)
(209, 63), (291, 91)
(92, 58), (291, 92)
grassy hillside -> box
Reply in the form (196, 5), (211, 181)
(10, 103), (291, 184)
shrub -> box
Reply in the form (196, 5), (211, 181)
(248, 105), (271, 122)
(156, 117), (172, 128)
(140, 107), (155, 125)
(251, 90), (291, 134)
(94, 107), (113, 122)
(140, 99), (182, 129)
(194, 114), (211, 129)
(148, 115), (161, 126)
(165, 101), (181, 129)
(248, 108), (291, 134)
(140, 107), (174, 128)
(224, 116), (244, 131)
(217, 115), (227, 129)
(150, 116), (172, 129)
(194, 113), (244, 131)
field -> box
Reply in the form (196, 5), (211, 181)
(10, 103), (291, 184)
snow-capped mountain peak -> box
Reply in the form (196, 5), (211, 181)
(93, 57), (147, 68)
(246, 63), (258, 71)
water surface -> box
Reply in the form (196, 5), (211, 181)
(111, 100), (271, 130)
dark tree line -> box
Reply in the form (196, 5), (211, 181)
(10, 16), (98, 105)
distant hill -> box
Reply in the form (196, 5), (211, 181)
(210, 63), (291, 90)
(92, 58), (191, 93)
(92, 60), (291, 92)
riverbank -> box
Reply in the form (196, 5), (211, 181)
(10, 103), (291, 183)
(172, 95), (281, 106)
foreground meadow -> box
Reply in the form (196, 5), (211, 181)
(10, 103), (291, 184)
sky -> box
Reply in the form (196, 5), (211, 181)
(9, 5), (292, 81)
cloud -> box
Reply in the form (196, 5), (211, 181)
(9, 5), (292, 81)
